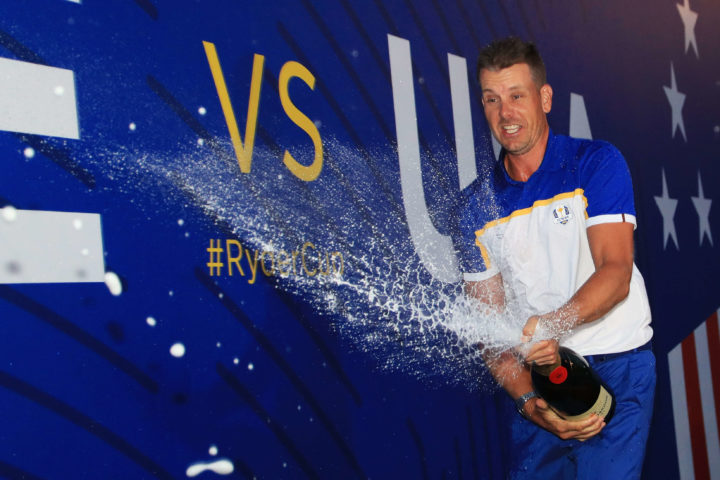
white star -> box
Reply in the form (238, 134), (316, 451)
(676, 0), (699, 58)
(663, 63), (687, 142)
(654, 169), (679, 250)
(691, 171), (713, 246)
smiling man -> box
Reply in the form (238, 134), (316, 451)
(453, 37), (656, 479)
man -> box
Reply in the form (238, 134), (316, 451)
(454, 37), (655, 478)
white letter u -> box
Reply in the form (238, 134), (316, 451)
(388, 34), (477, 283)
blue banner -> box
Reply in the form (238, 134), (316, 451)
(1, 1), (718, 478)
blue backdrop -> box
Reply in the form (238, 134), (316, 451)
(1, 1), (718, 479)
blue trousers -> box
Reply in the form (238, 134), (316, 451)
(506, 350), (656, 480)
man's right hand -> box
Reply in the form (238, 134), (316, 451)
(524, 397), (606, 441)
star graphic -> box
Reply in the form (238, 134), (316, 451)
(654, 169), (679, 250)
(663, 63), (687, 142)
(691, 171), (713, 246)
(676, 0), (699, 58)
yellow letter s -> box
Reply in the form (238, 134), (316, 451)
(278, 61), (323, 182)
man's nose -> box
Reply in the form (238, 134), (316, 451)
(498, 101), (512, 121)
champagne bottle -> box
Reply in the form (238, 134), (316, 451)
(530, 346), (616, 423)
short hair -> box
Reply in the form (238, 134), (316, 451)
(476, 37), (547, 87)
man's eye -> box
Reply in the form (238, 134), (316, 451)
(485, 97), (498, 103)
(512, 94), (522, 100)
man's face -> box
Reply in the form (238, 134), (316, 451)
(479, 63), (552, 158)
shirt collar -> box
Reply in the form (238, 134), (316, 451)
(499, 128), (557, 184)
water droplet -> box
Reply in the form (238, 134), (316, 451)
(54, 85), (65, 96)
(208, 445), (218, 456)
(104, 271), (123, 296)
(6, 261), (20, 274)
(170, 343), (186, 358)
(146, 316), (157, 327)
(186, 459), (234, 477)
(23, 147), (35, 159)
(129, 122), (137, 131)
(198, 106), (207, 115)
(177, 219), (184, 226)
(247, 362), (254, 371)
(73, 218), (83, 230)
(1, 206), (18, 222)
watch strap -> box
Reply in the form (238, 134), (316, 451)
(515, 391), (539, 418)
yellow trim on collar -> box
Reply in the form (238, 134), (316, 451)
(473, 188), (588, 263)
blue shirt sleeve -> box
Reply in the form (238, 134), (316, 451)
(579, 141), (636, 221)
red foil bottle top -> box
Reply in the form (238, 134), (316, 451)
(549, 366), (568, 384)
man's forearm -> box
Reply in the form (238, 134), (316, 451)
(568, 262), (631, 325)
(465, 275), (535, 398)
(538, 260), (632, 334)
(484, 348), (534, 399)
(555, 221), (635, 329)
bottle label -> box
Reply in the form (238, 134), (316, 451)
(561, 385), (614, 421)
(549, 366), (568, 384)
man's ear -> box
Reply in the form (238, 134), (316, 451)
(541, 84), (553, 113)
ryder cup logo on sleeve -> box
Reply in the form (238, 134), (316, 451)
(552, 205), (573, 225)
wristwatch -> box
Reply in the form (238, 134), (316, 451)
(515, 391), (539, 419)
